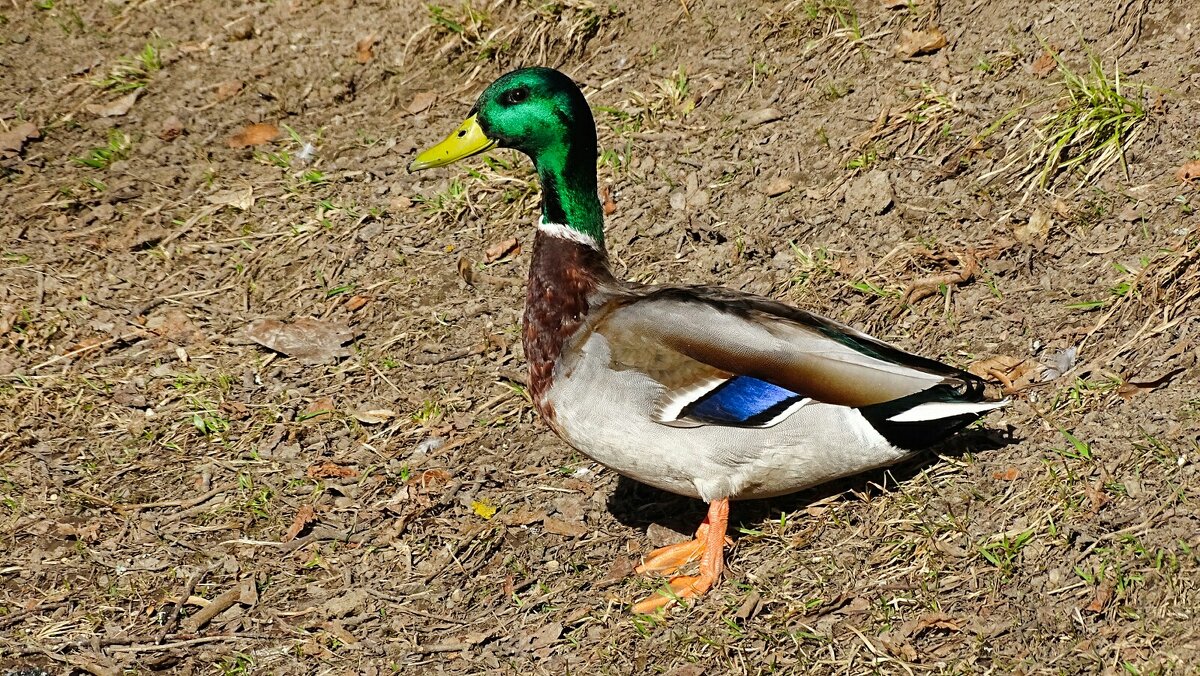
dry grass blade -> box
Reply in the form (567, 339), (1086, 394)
(1080, 228), (1200, 360)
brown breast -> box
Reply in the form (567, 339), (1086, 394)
(522, 231), (612, 424)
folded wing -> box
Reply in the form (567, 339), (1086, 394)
(594, 285), (1004, 442)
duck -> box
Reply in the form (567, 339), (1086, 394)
(409, 67), (1007, 613)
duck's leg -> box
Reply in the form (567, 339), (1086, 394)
(633, 498), (729, 613)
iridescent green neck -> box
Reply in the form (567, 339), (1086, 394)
(532, 128), (604, 247)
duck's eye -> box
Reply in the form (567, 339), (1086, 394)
(503, 87), (529, 105)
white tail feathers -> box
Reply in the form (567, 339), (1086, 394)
(886, 399), (1009, 423)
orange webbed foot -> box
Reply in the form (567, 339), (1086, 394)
(635, 522), (710, 576)
(633, 498), (729, 614)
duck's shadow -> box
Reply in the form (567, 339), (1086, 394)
(605, 426), (1019, 536)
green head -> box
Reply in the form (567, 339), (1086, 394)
(410, 67), (604, 245)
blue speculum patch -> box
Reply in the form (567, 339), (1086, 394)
(682, 376), (803, 426)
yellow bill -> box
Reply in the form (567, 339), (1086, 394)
(408, 114), (497, 171)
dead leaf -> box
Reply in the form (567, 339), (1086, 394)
(763, 175), (796, 197)
(282, 504), (316, 542)
(410, 469), (452, 491)
(245, 317), (355, 364)
(1013, 208), (1052, 243)
(1085, 581), (1114, 613)
(484, 237), (520, 263)
(457, 257), (477, 286)
(738, 107), (784, 127)
(968, 355), (1037, 391)
(1084, 479), (1109, 513)
(542, 516), (588, 538)
(561, 477), (594, 497)
(206, 186), (255, 210)
(0, 121), (40, 157)
(301, 396), (335, 421)
(600, 186), (617, 215)
(86, 91), (139, 117)
(146, 308), (202, 343)
(353, 407), (396, 424)
(915, 612), (961, 632)
(1176, 160), (1200, 184)
(221, 400), (250, 420)
(896, 27), (947, 58)
(227, 122), (279, 148)
(498, 507), (544, 526)
(355, 34), (377, 64)
(992, 468), (1020, 481)
(344, 295), (370, 312)
(518, 622), (562, 651)
(215, 80), (244, 102)
(406, 91), (437, 115)
(1117, 367), (1185, 400)
(1032, 50), (1057, 78)
(306, 462), (359, 479)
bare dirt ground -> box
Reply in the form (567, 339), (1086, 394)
(2, 0), (1199, 673)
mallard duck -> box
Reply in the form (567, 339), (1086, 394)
(409, 67), (1006, 613)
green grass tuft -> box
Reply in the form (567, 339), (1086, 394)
(1023, 52), (1148, 194)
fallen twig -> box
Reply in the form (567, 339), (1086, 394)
(183, 578), (256, 632)
(0, 600), (70, 631)
(127, 482), (237, 512)
(157, 565), (213, 642)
